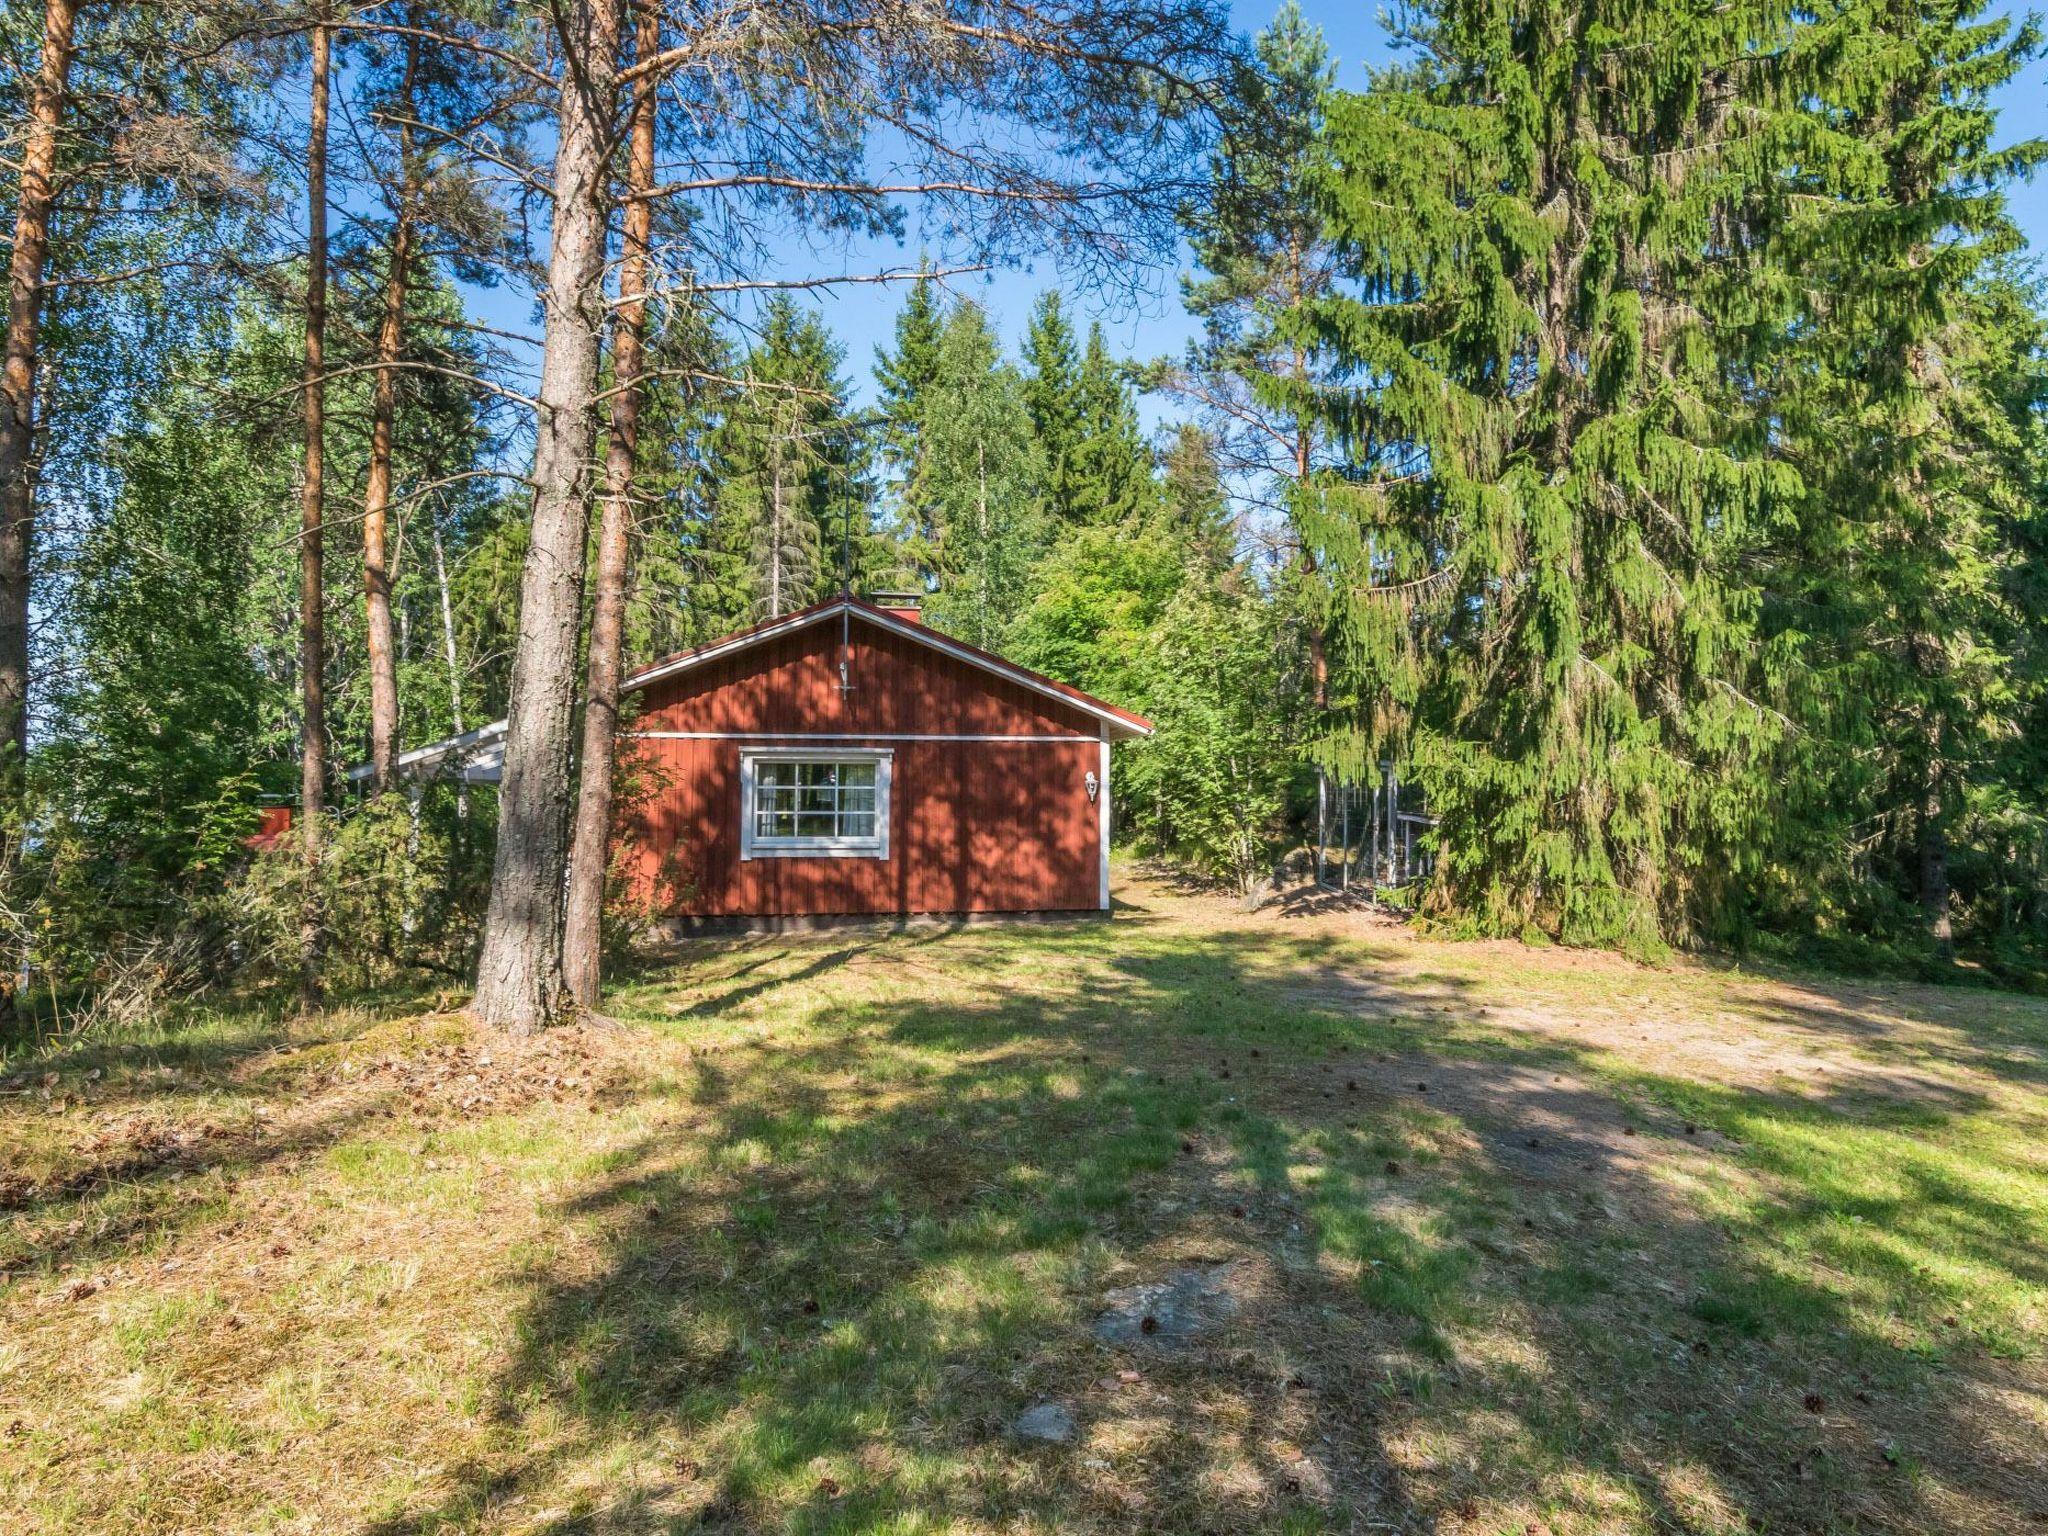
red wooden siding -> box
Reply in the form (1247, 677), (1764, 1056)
(615, 609), (1106, 917)
(633, 611), (1096, 737)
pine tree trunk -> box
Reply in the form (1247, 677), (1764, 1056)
(362, 208), (412, 792)
(362, 42), (421, 794)
(563, 0), (658, 1013)
(297, 13), (332, 1015)
(471, 0), (623, 1035)
(0, 0), (80, 798)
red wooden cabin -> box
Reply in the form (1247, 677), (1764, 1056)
(373, 594), (1153, 925)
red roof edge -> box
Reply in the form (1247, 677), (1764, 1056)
(621, 596), (1155, 737)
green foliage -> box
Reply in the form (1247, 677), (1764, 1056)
(226, 790), (493, 992)
(1747, 1), (2048, 964)
(1010, 451), (1298, 891)
(30, 316), (289, 972)
(875, 267), (944, 491)
(620, 298), (733, 658)
(17, 0), (2048, 997)
(1297, 0), (1816, 951)
(916, 303), (1049, 648)
(1158, 424), (1235, 565)
(699, 297), (873, 628)
(1021, 292), (1090, 524)
(1158, 3), (1341, 729)
(1070, 324), (1155, 526)
(1129, 573), (1300, 891)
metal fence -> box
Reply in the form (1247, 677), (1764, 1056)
(1315, 762), (1435, 893)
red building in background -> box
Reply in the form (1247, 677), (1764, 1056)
(373, 594), (1152, 925)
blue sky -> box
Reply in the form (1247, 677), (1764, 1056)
(465, 1), (2048, 416)
(803, 1), (2048, 412)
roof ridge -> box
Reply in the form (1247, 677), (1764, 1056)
(622, 597), (1153, 737)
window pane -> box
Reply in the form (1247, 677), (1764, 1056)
(749, 758), (885, 845)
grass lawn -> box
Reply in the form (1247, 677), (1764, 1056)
(5, 869), (2047, 1534)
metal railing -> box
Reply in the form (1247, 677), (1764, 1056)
(1315, 762), (1435, 893)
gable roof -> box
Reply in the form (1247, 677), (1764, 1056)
(623, 596), (1154, 739)
(345, 597), (1151, 784)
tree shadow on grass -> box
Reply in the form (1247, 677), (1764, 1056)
(1729, 972), (2048, 1095)
(363, 924), (2047, 1534)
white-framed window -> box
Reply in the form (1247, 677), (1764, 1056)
(738, 749), (892, 860)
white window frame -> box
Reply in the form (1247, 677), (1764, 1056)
(738, 748), (892, 860)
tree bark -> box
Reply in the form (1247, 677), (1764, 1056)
(471, 0), (623, 1034)
(1920, 732), (1954, 964)
(0, 0), (80, 797)
(362, 34), (423, 794)
(563, 0), (659, 1012)
(298, 13), (332, 1014)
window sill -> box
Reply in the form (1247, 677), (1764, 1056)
(743, 841), (889, 861)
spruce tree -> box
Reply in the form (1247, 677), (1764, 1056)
(629, 300), (733, 655)
(871, 270), (945, 593)
(919, 302), (1046, 648)
(1022, 292), (1089, 523)
(874, 269), (942, 482)
(1071, 323), (1154, 525)
(700, 298), (868, 627)
(1298, 0), (1806, 950)
(1763, 0), (2045, 960)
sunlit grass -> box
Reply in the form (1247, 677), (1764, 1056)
(5, 875), (2046, 1533)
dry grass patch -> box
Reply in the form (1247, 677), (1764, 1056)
(4, 871), (2046, 1533)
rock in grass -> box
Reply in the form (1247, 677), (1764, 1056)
(1012, 1402), (1077, 1443)
(1095, 1264), (1244, 1346)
